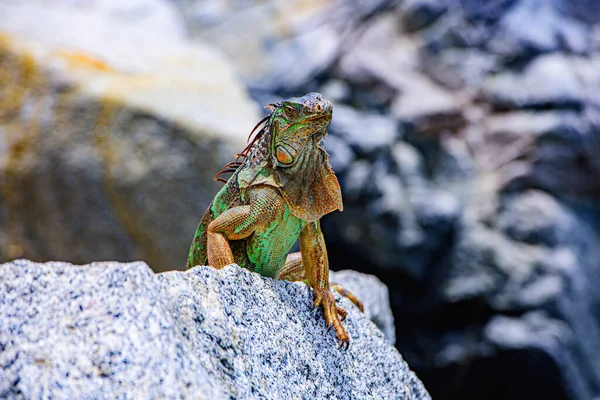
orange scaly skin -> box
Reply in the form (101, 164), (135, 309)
(187, 93), (362, 348)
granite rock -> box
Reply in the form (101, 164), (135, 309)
(328, 104), (399, 155)
(330, 269), (396, 344)
(0, 260), (430, 399)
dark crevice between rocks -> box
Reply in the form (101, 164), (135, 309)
(491, 101), (585, 114)
(460, 0), (520, 24)
(421, 347), (570, 400)
(406, 294), (579, 400)
(503, 175), (600, 201)
(500, 50), (544, 72)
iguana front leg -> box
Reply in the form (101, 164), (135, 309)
(278, 253), (365, 312)
(299, 221), (350, 349)
(207, 187), (283, 268)
(207, 205), (252, 268)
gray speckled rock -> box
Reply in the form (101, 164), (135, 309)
(482, 54), (591, 111)
(0, 260), (225, 400)
(331, 269), (396, 345)
(0, 260), (430, 400)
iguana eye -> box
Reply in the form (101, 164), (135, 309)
(284, 105), (297, 118)
(276, 146), (294, 165)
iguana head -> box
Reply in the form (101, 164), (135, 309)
(230, 92), (342, 222)
(266, 92), (333, 167)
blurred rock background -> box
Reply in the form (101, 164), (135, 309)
(1, 0), (600, 399)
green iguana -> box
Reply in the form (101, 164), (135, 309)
(186, 92), (363, 349)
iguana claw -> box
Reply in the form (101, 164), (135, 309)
(339, 339), (349, 351)
(336, 306), (347, 322)
(313, 288), (350, 348)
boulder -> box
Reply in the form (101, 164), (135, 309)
(482, 54), (589, 111)
(172, 0), (391, 91)
(0, 0), (260, 271)
(482, 111), (600, 196)
(0, 259), (430, 399)
(435, 189), (600, 400)
(487, 0), (588, 57)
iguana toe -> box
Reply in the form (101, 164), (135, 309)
(313, 288), (350, 348)
(336, 306), (347, 322)
(331, 283), (364, 312)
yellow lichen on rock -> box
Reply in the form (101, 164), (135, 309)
(0, 33), (45, 260)
(0, 34), (40, 120)
(57, 50), (113, 73)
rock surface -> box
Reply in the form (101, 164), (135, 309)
(0, 0), (260, 271)
(330, 269), (396, 345)
(0, 259), (429, 399)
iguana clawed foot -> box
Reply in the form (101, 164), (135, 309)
(313, 288), (350, 350)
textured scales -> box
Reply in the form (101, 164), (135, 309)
(186, 93), (360, 348)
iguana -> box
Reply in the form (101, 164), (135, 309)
(186, 92), (363, 349)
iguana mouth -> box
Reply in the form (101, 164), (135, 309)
(305, 114), (332, 122)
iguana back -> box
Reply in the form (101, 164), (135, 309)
(186, 169), (244, 269)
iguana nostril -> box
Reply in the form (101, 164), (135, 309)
(315, 104), (323, 113)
